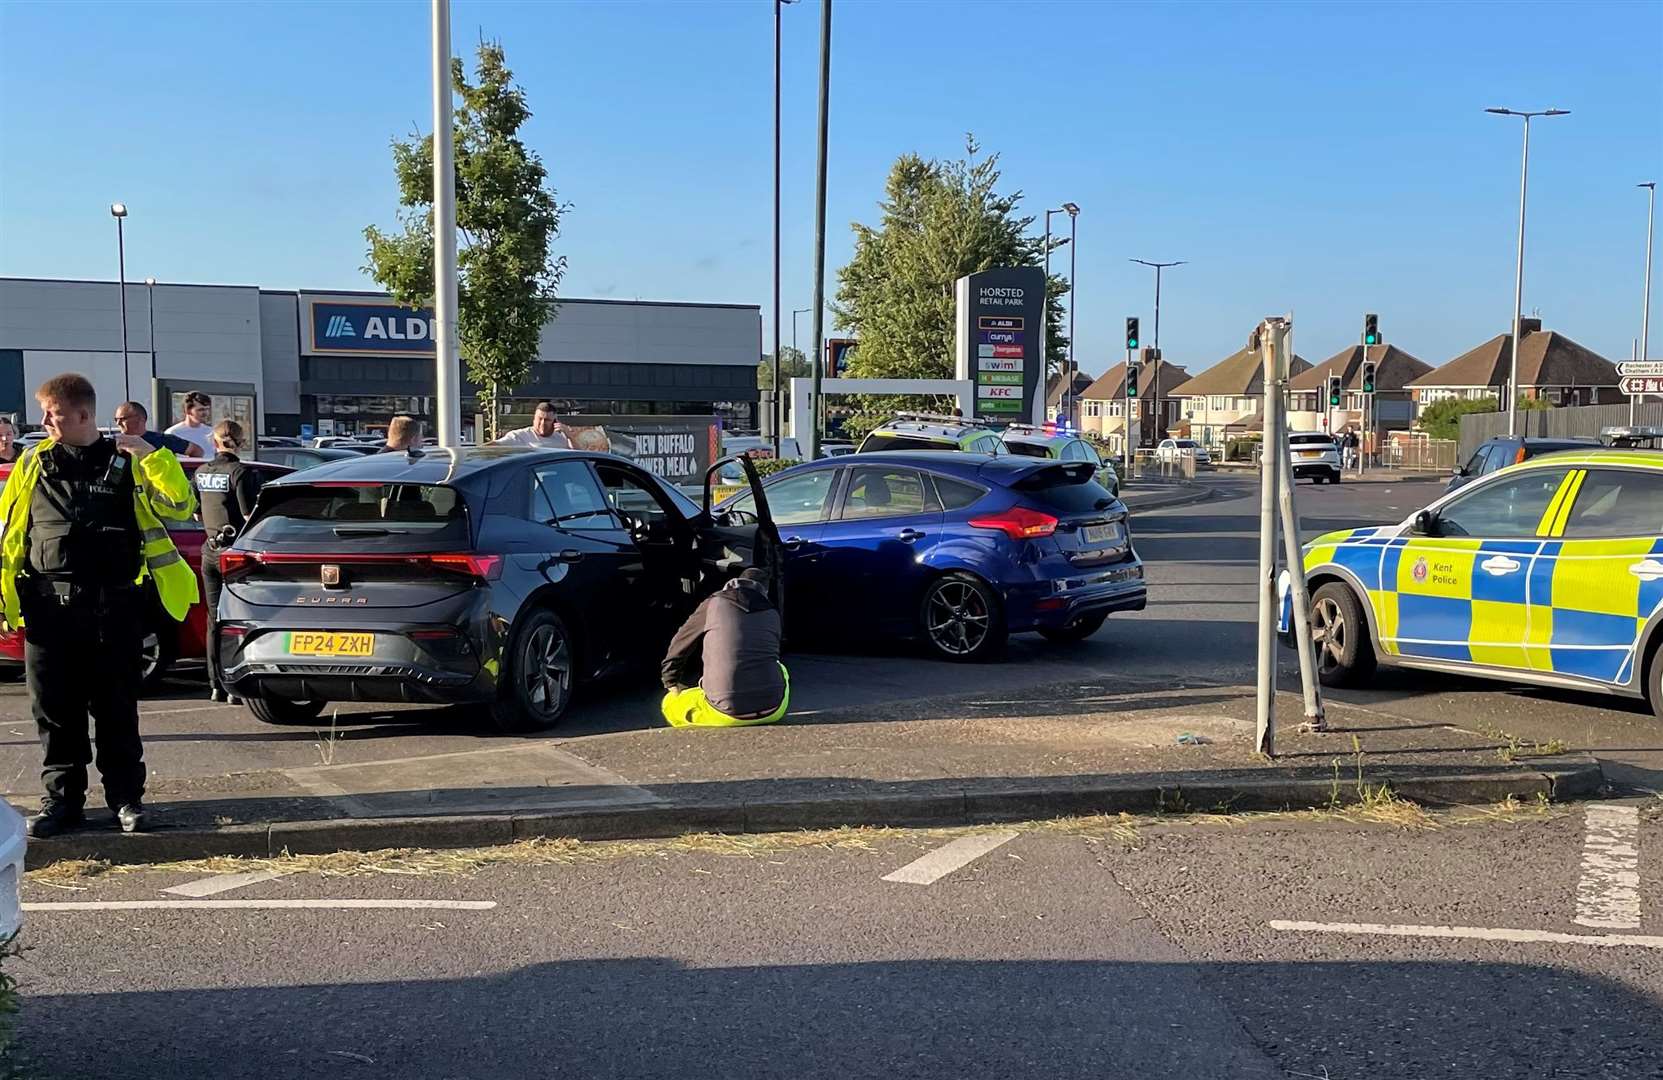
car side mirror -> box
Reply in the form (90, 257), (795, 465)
(1412, 509), (1439, 537)
(1452, 465), (1467, 477)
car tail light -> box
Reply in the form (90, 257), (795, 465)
(219, 550), (257, 579)
(1515, 447), (1528, 464)
(969, 507), (1059, 540)
(220, 624), (249, 638)
(228, 551), (502, 581)
(426, 554), (503, 580)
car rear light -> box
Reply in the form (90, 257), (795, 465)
(228, 551), (502, 581)
(1515, 447), (1528, 464)
(969, 507), (1059, 540)
(408, 628), (458, 641)
(220, 624), (248, 638)
(219, 550), (257, 579)
(426, 554), (503, 580)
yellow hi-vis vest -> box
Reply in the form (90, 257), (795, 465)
(0, 439), (199, 627)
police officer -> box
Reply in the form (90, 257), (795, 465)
(0, 374), (198, 838)
(195, 419), (263, 704)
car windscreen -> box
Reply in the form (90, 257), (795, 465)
(860, 434), (957, 452)
(1001, 441), (1051, 458)
(242, 483), (468, 545)
(1175, 440), (1199, 449)
(1289, 435), (1334, 446)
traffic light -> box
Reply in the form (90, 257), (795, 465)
(1361, 361), (1377, 394)
(1125, 317), (1140, 351)
(1328, 375), (1343, 407)
(1126, 361), (1141, 397)
(1363, 313), (1380, 346)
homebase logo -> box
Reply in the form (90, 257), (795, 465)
(324, 315), (357, 338)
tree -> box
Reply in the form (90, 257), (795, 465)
(832, 137), (1067, 435)
(757, 346), (811, 390)
(1416, 395), (1553, 441)
(364, 41), (568, 438)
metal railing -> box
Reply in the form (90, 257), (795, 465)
(1383, 436), (1459, 472)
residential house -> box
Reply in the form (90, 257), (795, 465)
(1288, 343), (1433, 435)
(1407, 318), (1621, 407)
(1045, 371), (1095, 427)
(1167, 346), (1312, 449)
(1077, 359), (1190, 454)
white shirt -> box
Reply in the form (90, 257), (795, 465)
(494, 426), (572, 450)
(165, 419), (216, 458)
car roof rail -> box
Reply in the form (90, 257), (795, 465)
(887, 411), (995, 429)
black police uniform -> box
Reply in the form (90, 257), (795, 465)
(194, 452), (261, 698)
(23, 438), (147, 819)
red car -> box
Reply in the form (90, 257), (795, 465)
(0, 457), (291, 689)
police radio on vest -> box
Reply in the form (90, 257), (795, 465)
(362, 317), (435, 341)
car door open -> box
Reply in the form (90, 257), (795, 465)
(698, 453), (784, 607)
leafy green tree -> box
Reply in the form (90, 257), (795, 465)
(1416, 395), (1553, 440)
(832, 137), (1066, 436)
(757, 346), (811, 390)
(364, 41), (568, 438)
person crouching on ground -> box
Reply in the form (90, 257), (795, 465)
(660, 568), (789, 727)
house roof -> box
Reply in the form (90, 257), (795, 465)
(1289, 344), (1434, 393)
(1408, 321), (1618, 389)
(1045, 372), (1094, 409)
(1166, 346), (1311, 398)
(1080, 359), (1190, 400)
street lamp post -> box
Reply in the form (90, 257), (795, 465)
(1640, 182), (1656, 414)
(806, 0), (831, 461)
(1062, 203), (1079, 425)
(771, 0), (796, 454)
(1042, 205), (1077, 423)
(144, 276), (158, 420)
(1486, 106), (1569, 436)
(1130, 258), (1185, 446)
(110, 203), (130, 403)
(792, 308), (811, 353)
(432, 0), (461, 447)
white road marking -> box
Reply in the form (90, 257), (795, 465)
(1573, 803), (1641, 930)
(138, 704), (238, 717)
(882, 831), (1018, 886)
(162, 870), (288, 898)
(1270, 920), (1663, 950)
(24, 899), (496, 912)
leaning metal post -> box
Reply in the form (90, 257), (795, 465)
(1270, 319), (1326, 730)
(1254, 320), (1281, 757)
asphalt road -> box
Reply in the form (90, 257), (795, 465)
(14, 803), (1662, 1078)
(2, 470), (1659, 801)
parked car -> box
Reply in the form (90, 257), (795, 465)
(311, 437), (378, 453)
(716, 452), (1145, 661)
(0, 456), (292, 688)
(1447, 435), (1599, 492)
(856, 413), (1006, 456)
(1280, 447), (1663, 715)
(258, 436), (304, 449)
(821, 441), (856, 457)
(1287, 431), (1343, 484)
(252, 446), (368, 472)
(218, 447), (777, 730)
(1000, 424), (1120, 498)
(0, 799), (21, 940)
(1154, 438), (1212, 466)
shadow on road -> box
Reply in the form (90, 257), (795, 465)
(16, 958), (1660, 1080)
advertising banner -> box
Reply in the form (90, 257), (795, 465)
(953, 268), (1045, 424)
(559, 415), (721, 488)
(304, 297), (438, 357)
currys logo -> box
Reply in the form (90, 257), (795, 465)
(308, 300), (437, 355)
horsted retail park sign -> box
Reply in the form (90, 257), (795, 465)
(952, 267), (1045, 424)
(305, 297), (438, 356)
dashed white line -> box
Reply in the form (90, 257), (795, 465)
(1573, 803), (1641, 930)
(1270, 920), (1663, 950)
(25, 899), (496, 912)
(882, 831), (1018, 886)
(163, 870), (288, 898)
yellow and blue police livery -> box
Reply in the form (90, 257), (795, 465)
(1279, 449), (1663, 717)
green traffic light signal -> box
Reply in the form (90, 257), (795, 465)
(1125, 317), (1140, 351)
(1363, 313), (1379, 347)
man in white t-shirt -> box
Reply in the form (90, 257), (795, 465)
(494, 400), (572, 450)
(164, 390), (217, 458)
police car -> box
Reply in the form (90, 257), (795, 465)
(1280, 448), (1663, 717)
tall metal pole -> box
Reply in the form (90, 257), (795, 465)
(1507, 115), (1530, 437)
(1043, 214), (1051, 417)
(1132, 259), (1183, 446)
(432, 0), (461, 448)
(771, 0), (784, 454)
(806, 0), (831, 461)
(1641, 182), (1656, 415)
(1255, 321), (1282, 757)
(1275, 324), (1325, 732)
(1066, 210), (1078, 426)
(1123, 346), (1133, 469)
(115, 216), (130, 404)
(145, 278), (159, 422)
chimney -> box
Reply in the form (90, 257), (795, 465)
(1517, 317), (1543, 336)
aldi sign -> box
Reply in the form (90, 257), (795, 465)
(305, 298), (438, 356)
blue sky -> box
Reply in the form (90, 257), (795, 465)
(1, 0), (1659, 378)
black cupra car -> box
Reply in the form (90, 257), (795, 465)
(218, 447), (777, 730)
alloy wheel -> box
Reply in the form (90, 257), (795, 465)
(926, 581), (991, 657)
(1311, 596), (1346, 676)
(522, 623), (573, 718)
(140, 631), (162, 683)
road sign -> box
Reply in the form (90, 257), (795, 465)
(1620, 376), (1663, 396)
(1618, 361), (1663, 377)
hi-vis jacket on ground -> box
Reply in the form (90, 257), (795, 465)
(1282, 449), (1663, 707)
(0, 439), (199, 627)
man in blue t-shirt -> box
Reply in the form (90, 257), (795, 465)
(114, 401), (199, 457)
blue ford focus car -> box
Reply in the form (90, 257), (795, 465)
(716, 451), (1145, 661)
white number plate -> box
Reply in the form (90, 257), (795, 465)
(1083, 524), (1122, 545)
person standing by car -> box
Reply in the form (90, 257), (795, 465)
(165, 391), (217, 459)
(115, 401), (199, 458)
(660, 568), (789, 727)
(0, 416), (19, 466)
(194, 420), (263, 704)
(494, 400), (572, 449)
(0, 374), (198, 837)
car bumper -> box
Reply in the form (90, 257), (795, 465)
(1006, 559), (1148, 631)
(1291, 461), (1340, 477)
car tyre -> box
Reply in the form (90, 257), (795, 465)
(245, 693), (328, 726)
(918, 572), (1006, 663)
(490, 608), (575, 732)
(1330, 471), (1343, 485)
(1038, 612), (1108, 644)
(139, 624), (178, 693)
(1646, 645), (1663, 722)
(1309, 582), (1376, 687)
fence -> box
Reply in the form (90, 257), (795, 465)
(1457, 401), (1663, 460)
(1382, 436), (1459, 472)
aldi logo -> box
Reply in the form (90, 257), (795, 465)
(323, 315), (357, 338)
